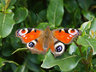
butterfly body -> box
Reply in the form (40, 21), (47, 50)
(16, 27), (81, 56)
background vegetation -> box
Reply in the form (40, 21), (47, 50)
(0, 0), (96, 72)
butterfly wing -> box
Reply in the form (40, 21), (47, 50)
(16, 28), (43, 43)
(49, 28), (81, 56)
(16, 28), (45, 54)
(49, 38), (65, 57)
(52, 28), (81, 44)
(26, 38), (46, 54)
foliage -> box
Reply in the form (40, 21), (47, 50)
(0, 0), (96, 72)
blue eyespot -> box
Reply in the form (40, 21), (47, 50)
(56, 45), (62, 52)
(28, 42), (34, 47)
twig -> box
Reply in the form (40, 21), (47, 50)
(74, 41), (89, 72)
(74, 41), (83, 57)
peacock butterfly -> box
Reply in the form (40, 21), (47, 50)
(16, 27), (81, 56)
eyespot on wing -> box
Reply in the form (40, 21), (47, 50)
(16, 28), (43, 43)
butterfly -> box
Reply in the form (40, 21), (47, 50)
(16, 26), (81, 56)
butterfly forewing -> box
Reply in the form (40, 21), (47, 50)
(16, 28), (43, 43)
(52, 28), (81, 44)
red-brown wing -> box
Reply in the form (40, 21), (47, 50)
(48, 38), (65, 57)
(16, 28), (43, 43)
(16, 28), (46, 54)
(52, 28), (81, 44)
(27, 39), (46, 54)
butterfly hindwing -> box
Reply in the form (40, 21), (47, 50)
(49, 39), (65, 57)
(26, 38), (46, 54)
(52, 28), (81, 44)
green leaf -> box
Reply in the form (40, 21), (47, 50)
(80, 21), (91, 31)
(14, 7), (28, 24)
(77, 36), (89, 47)
(11, 64), (17, 72)
(64, 0), (78, 13)
(0, 3), (2, 11)
(36, 10), (47, 24)
(25, 53), (42, 72)
(0, 57), (6, 67)
(41, 51), (81, 71)
(47, 0), (64, 27)
(73, 8), (81, 25)
(10, 36), (21, 49)
(5, 61), (19, 66)
(77, 36), (96, 55)
(92, 58), (96, 68)
(1, 0), (5, 6)
(89, 18), (96, 35)
(1, 0), (16, 6)
(0, 12), (15, 38)
(0, 57), (19, 68)
(82, 11), (94, 20)
(80, 21), (91, 36)
(37, 22), (49, 29)
(78, 0), (92, 11)
(29, 11), (37, 27)
(0, 38), (2, 46)
(15, 65), (28, 72)
(10, 0), (17, 6)
(69, 42), (78, 55)
(12, 48), (28, 54)
(1, 37), (15, 56)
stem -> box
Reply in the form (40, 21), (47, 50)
(2, 0), (11, 13)
(74, 41), (89, 72)
(5, 0), (11, 8)
(74, 41), (83, 57)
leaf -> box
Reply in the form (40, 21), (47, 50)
(5, 61), (19, 66)
(11, 64), (17, 72)
(0, 57), (19, 68)
(77, 36), (96, 55)
(41, 51), (81, 71)
(0, 38), (2, 46)
(25, 53), (42, 72)
(38, 10), (46, 21)
(82, 11), (94, 20)
(10, 0), (17, 6)
(1, 37), (15, 57)
(64, 0), (78, 13)
(14, 7), (28, 24)
(47, 0), (64, 27)
(77, 0), (92, 11)
(36, 10), (47, 24)
(0, 0), (6, 6)
(0, 12), (15, 38)
(80, 21), (91, 31)
(89, 18), (96, 36)
(29, 11), (37, 27)
(0, 3), (2, 11)
(80, 21), (91, 36)
(69, 42), (78, 55)
(92, 58), (96, 67)
(37, 22), (49, 29)
(0, 57), (6, 67)
(10, 36), (21, 49)
(73, 8), (81, 25)
(15, 65), (28, 72)
(12, 48), (28, 54)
